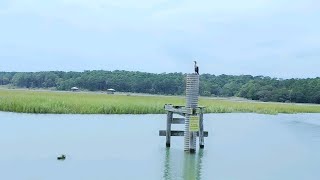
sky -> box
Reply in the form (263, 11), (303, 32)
(0, 0), (319, 78)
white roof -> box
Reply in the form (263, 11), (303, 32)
(107, 88), (115, 91)
(71, 87), (79, 90)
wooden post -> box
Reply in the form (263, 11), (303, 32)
(199, 109), (204, 149)
(190, 132), (196, 153)
(166, 111), (173, 147)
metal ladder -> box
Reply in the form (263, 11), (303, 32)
(184, 74), (199, 151)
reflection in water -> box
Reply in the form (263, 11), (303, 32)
(163, 148), (204, 180)
(163, 148), (172, 180)
(197, 149), (204, 180)
(183, 149), (204, 180)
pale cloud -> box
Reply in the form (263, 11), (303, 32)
(0, 0), (319, 78)
(151, 0), (271, 18)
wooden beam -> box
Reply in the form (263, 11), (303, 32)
(164, 104), (206, 115)
(164, 105), (192, 115)
(172, 118), (185, 124)
(159, 130), (208, 137)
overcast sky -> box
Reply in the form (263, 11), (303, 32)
(0, 0), (319, 78)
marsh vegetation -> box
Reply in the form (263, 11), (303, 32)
(0, 89), (319, 114)
(1, 71), (320, 104)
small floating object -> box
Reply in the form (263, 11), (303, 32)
(57, 154), (66, 160)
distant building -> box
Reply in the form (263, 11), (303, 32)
(106, 88), (116, 94)
(71, 87), (79, 92)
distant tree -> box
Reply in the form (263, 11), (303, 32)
(1, 71), (320, 104)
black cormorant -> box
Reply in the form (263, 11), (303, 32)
(57, 154), (66, 160)
(194, 61), (199, 75)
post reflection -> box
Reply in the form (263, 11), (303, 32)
(163, 148), (204, 180)
(163, 148), (172, 180)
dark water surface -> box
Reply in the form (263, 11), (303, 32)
(0, 112), (319, 180)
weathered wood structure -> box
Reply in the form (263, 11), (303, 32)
(159, 74), (208, 153)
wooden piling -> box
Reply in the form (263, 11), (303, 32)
(160, 105), (208, 150)
(160, 105), (208, 151)
(166, 111), (173, 147)
(199, 110), (204, 149)
(190, 132), (196, 153)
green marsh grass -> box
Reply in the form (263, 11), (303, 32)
(0, 89), (319, 114)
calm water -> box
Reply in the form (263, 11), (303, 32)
(0, 112), (320, 180)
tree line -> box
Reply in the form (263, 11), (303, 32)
(1, 70), (320, 104)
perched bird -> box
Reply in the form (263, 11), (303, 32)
(194, 61), (199, 75)
(57, 154), (66, 160)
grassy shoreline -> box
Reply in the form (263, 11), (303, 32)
(0, 89), (320, 114)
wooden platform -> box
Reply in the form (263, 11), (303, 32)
(164, 104), (205, 116)
(160, 104), (208, 150)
